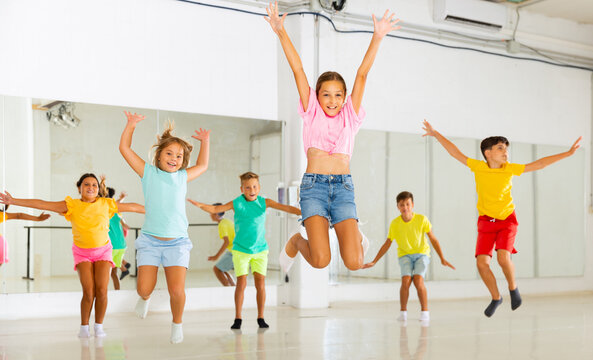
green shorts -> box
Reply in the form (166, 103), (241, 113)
(112, 248), (126, 268)
(231, 250), (268, 277)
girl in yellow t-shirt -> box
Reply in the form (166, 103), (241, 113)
(1, 205), (50, 265)
(0, 173), (144, 338)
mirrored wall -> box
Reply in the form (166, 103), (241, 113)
(0, 95), (285, 293)
(333, 128), (585, 284)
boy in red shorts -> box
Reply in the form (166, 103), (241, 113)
(422, 120), (581, 317)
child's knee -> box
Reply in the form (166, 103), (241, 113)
(401, 276), (412, 288)
(412, 275), (425, 287)
(310, 253), (331, 269)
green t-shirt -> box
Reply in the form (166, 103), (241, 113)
(108, 213), (126, 250)
(232, 195), (267, 254)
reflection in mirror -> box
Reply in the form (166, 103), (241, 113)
(1, 97), (283, 293)
(331, 128), (585, 284)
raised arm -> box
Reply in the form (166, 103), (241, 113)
(426, 231), (455, 270)
(119, 111), (147, 177)
(422, 120), (468, 166)
(117, 202), (145, 214)
(0, 191), (67, 214)
(208, 236), (229, 261)
(265, 2), (311, 111)
(362, 238), (392, 269)
(524, 136), (582, 173)
(187, 199), (234, 215)
(5, 212), (51, 221)
(186, 128), (211, 182)
(265, 198), (301, 215)
(351, 10), (401, 114)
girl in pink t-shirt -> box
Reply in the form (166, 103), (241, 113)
(265, 2), (401, 271)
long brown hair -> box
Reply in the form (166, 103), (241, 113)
(315, 71), (347, 96)
(152, 121), (193, 170)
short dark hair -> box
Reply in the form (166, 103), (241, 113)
(106, 187), (116, 199)
(1, 204), (8, 212)
(213, 202), (224, 217)
(396, 191), (414, 204)
(480, 136), (509, 160)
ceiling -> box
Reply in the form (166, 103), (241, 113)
(510, 0), (593, 25)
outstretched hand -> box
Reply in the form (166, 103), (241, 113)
(264, 1), (287, 34)
(0, 191), (14, 205)
(372, 10), (401, 38)
(441, 259), (456, 270)
(38, 212), (51, 221)
(187, 198), (203, 207)
(124, 111), (145, 125)
(192, 128), (211, 142)
(361, 262), (375, 269)
(567, 136), (582, 156)
(422, 119), (436, 137)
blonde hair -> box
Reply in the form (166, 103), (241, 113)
(152, 121), (193, 170)
(239, 171), (259, 184)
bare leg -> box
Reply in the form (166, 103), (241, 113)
(213, 265), (230, 286)
(496, 250), (517, 290)
(93, 261), (112, 324)
(400, 276), (412, 311)
(77, 262), (95, 326)
(235, 275), (247, 319)
(476, 255), (500, 300)
(253, 272), (266, 318)
(224, 272), (236, 286)
(413, 275), (428, 311)
(136, 265), (158, 300)
(120, 259), (129, 272)
(286, 216), (331, 268)
(164, 266), (187, 324)
(333, 219), (363, 271)
(111, 268), (120, 290)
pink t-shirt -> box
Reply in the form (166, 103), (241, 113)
(298, 87), (366, 157)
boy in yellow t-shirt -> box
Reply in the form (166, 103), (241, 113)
(208, 202), (236, 286)
(363, 191), (455, 322)
(422, 120), (581, 317)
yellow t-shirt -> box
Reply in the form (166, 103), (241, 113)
(388, 214), (432, 257)
(64, 196), (118, 248)
(218, 218), (235, 251)
(467, 158), (525, 220)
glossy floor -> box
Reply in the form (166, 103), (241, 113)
(1, 293), (592, 359)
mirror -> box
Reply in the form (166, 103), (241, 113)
(332, 128), (585, 284)
(0, 96), (284, 293)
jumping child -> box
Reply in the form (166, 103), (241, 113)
(0, 205), (50, 266)
(119, 111), (210, 343)
(106, 187), (131, 290)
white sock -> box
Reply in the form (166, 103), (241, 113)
(170, 322), (183, 344)
(135, 297), (150, 319)
(94, 323), (106, 337)
(279, 241), (296, 273)
(420, 311), (430, 321)
(397, 311), (407, 321)
(78, 325), (90, 338)
(359, 227), (369, 256)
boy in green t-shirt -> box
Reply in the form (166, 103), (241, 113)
(189, 172), (301, 330)
(363, 191), (455, 322)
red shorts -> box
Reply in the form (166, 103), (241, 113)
(475, 211), (518, 257)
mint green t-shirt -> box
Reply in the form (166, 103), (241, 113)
(108, 213), (126, 250)
(141, 163), (188, 238)
(232, 195), (267, 254)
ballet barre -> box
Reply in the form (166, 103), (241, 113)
(22, 224), (218, 280)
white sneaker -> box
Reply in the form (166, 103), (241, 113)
(420, 311), (430, 322)
(78, 325), (90, 338)
(279, 241), (296, 273)
(397, 311), (408, 322)
(94, 323), (106, 338)
(135, 297), (150, 319)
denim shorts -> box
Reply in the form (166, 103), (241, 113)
(299, 173), (358, 227)
(398, 254), (430, 278)
(215, 251), (234, 272)
(135, 232), (193, 268)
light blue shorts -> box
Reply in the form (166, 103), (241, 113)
(398, 254), (430, 278)
(299, 173), (358, 227)
(215, 251), (234, 272)
(135, 232), (193, 268)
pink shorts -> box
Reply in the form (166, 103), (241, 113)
(0, 235), (9, 264)
(72, 243), (115, 270)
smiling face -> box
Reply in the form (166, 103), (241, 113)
(157, 142), (184, 172)
(317, 80), (346, 117)
(240, 178), (260, 202)
(485, 142), (509, 167)
(397, 198), (414, 221)
(78, 176), (99, 202)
